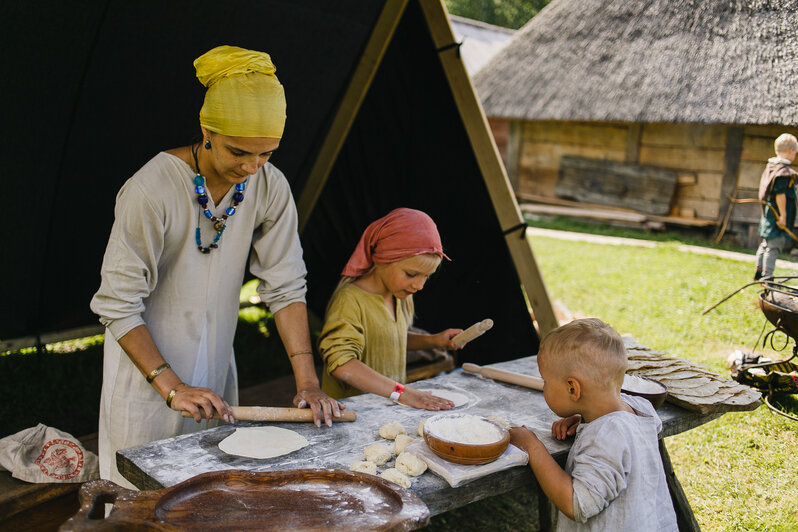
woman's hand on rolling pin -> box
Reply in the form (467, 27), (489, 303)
(398, 388), (455, 411)
(430, 328), (464, 350)
(294, 387), (346, 428)
(551, 414), (581, 440)
(170, 383), (234, 423)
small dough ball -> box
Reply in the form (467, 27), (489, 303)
(395, 452), (427, 477)
(363, 442), (392, 465)
(393, 434), (414, 455)
(486, 416), (511, 429)
(417, 419), (426, 437)
(349, 460), (377, 475)
(380, 467), (411, 488)
(379, 422), (406, 440)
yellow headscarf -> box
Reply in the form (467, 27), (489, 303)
(195, 45), (286, 138)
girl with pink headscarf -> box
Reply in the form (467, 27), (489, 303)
(317, 208), (463, 409)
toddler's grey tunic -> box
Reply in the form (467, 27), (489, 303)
(90, 153), (307, 487)
(556, 394), (678, 531)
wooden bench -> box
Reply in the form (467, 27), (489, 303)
(556, 155), (679, 216)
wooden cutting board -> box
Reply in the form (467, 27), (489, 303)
(60, 469), (429, 531)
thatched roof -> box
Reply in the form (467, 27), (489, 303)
(474, 0), (798, 126)
(449, 15), (515, 75)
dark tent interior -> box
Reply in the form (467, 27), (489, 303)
(2, 0), (539, 365)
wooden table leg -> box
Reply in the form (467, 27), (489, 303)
(659, 439), (701, 532)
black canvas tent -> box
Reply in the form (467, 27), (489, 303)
(2, 0), (556, 365)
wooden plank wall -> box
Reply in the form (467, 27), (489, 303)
(638, 123), (727, 220)
(518, 121), (627, 198)
(484, 119), (798, 243)
(514, 121), (727, 219)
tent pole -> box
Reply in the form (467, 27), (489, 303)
(418, 0), (559, 336)
(296, 0), (409, 233)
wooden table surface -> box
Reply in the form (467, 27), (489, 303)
(117, 354), (722, 519)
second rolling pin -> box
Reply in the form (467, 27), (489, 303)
(461, 362), (544, 391)
(181, 406), (357, 423)
(451, 319), (494, 349)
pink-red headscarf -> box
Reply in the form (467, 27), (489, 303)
(341, 208), (450, 277)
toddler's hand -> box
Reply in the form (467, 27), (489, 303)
(509, 425), (539, 452)
(551, 414), (581, 440)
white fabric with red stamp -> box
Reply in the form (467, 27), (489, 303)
(0, 424), (98, 483)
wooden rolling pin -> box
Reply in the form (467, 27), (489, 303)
(461, 362), (544, 391)
(181, 406), (357, 423)
(451, 319), (494, 349)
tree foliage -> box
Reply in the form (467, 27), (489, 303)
(445, 0), (551, 30)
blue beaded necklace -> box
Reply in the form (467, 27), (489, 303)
(192, 144), (246, 254)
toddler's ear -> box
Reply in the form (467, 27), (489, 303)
(566, 377), (581, 401)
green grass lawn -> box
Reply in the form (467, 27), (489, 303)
(527, 229), (798, 531)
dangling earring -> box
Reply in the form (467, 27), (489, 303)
(204, 139), (211, 150)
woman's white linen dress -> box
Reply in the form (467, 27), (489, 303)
(90, 152), (307, 487)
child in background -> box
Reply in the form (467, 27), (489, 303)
(318, 208), (462, 410)
(754, 133), (798, 280)
(509, 318), (677, 531)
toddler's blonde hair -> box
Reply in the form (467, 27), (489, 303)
(774, 133), (798, 156)
(538, 318), (627, 388)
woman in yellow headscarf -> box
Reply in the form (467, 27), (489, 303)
(91, 46), (344, 487)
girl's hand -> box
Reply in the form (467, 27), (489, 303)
(431, 328), (464, 350)
(398, 387), (455, 410)
(509, 425), (540, 453)
(551, 414), (581, 440)
(169, 383), (235, 423)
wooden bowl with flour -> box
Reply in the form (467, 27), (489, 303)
(621, 373), (668, 409)
(422, 414), (510, 465)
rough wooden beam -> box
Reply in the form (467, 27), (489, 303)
(295, 0), (409, 233)
(626, 123), (642, 163)
(419, 0), (558, 335)
(506, 119), (523, 191)
(715, 127), (744, 237)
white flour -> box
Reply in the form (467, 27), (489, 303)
(424, 414), (503, 444)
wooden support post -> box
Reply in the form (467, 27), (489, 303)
(626, 123), (642, 164)
(715, 127), (743, 238)
(295, 0), (409, 233)
(419, 0), (558, 335)
(659, 439), (701, 532)
(506, 119), (522, 192)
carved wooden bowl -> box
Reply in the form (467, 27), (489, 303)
(621, 373), (668, 409)
(422, 414), (510, 466)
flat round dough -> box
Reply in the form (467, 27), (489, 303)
(349, 461), (377, 475)
(380, 467), (411, 488)
(378, 422), (406, 440)
(393, 434), (414, 455)
(218, 427), (308, 459)
(417, 419), (426, 437)
(395, 452), (427, 477)
(363, 442), (392, 465)
(428, 389), (469, 407)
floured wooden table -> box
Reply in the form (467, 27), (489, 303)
(117, 341), (755, 530)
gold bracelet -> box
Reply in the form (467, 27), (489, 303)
(288, 350), (313, 358)
(146, 363), (171, 383)
(166, 388), (178, 408)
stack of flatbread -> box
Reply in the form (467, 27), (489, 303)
(622, 337), (761, 414)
